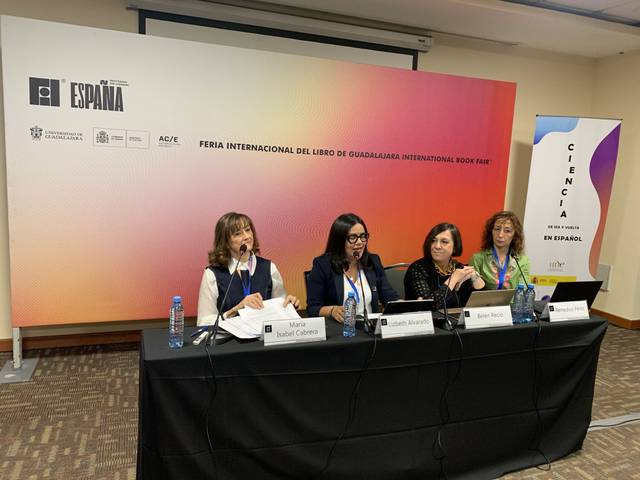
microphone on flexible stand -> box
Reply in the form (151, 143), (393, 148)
(353, 251), (372, 334)
(512, 253), (529, 286)
(512, 252), (537, 321)
(207, 243), (248, 346)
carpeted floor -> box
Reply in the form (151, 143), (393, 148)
(0, 323), (638, 479)
(0, 344), (138, 480)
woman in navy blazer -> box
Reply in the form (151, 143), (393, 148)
(307, 213), (399, 322)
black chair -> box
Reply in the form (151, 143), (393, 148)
(303, 270), (311, 301)
(384, 262), (410, 299)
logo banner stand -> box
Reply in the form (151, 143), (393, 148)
(523, 115), (621, 299)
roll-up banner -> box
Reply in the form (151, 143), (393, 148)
(2, 15), (516, 327)
(523, 115), (621, 298)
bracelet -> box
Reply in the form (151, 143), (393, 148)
(472, 273), (481, 282)
(329, 306), (335, 318)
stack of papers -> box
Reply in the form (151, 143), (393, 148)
(219, 298), (301, 339)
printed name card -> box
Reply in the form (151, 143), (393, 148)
(377, 312), (435, 338)
(547, 300), (589, 322)
(263, 317), (326, 347)
(461, 306), (513, 329)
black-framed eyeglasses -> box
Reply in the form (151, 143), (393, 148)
(346, 233), (370, 244)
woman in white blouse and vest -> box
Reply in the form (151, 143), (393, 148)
(197, 212), (299, 326)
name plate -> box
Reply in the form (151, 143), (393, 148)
(546, 300), (589, 322)
(263, 317), (326, 347)
(461, 306), (513, 329)
(376, 312), (435, 338)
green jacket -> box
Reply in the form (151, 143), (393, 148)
(470, 249), (530, 290)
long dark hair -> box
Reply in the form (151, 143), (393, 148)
(324, 213), (370, 273)
(208, 212), (260, 267)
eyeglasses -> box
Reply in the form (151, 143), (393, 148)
(346, 233), (370, 244)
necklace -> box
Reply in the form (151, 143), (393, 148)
(434, 261), (455, 276)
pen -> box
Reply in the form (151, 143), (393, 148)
(192, 330), (210, 346)
(190, 326), (209, 338)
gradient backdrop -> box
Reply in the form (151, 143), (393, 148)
(2, 16), (516, 326)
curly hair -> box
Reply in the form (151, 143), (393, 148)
(480, 211), (524, 255)
(207, 212), (261, 267)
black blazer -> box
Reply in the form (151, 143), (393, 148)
(306, 253), (399, 317)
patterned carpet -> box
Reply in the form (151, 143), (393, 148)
(0, 323), (638, 479)
(0, 344), (138, 480)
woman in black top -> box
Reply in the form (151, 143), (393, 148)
(404, 223), (485, 309)
(306, 213), (398, 322)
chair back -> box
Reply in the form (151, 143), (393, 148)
(384, 262), (410, 299)
(304, 270), (311, 300)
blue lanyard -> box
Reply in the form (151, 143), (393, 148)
(344, 274), (360, 304)
(239, 256), (252, 297)
(492, 246), (510, 289)
(239, 270), (251, 297)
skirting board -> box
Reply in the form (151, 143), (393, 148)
(0, 330), (142, 352)
(591, 309), (640, 330)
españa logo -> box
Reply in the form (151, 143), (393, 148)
(28, 76), (126, 111)
(29, 77), (60, 107)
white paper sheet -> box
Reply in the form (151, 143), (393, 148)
(219, 298), (301, 339)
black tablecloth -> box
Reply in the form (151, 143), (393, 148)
(137, 317), (607, 480)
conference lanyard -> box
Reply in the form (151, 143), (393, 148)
(239, 256), (252, 297)
(492, 246), (510, 289)
(344, 274), (360, 304)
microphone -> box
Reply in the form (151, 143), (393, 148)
(512, 252), (529, 286)
(512, 252), (536, 322)
(207, 243), (248, 346)
(354, 251), (372, 334)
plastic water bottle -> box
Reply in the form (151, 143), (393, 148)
(169, 295), (184, 348)
(343, 292), (357, 338)
(511, 284), (525, 324)
(522, 284), (536, 323)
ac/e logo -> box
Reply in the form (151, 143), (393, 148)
(159, 136), (179, 143)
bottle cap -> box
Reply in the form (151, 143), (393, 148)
(527, 284), (535, 289)
(347, 291), (355, 298)
(517, 284), (525, 289)
(172, 295), (182, 303)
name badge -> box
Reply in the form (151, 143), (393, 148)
(375, 312), (435, 338)
(263, 317), (326, 347)
(546, 300), (589, 322)
(461, 306), (512, 329)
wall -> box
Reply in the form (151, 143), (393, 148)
(590, 51), (640, 320)
(0, 1), (635, 342)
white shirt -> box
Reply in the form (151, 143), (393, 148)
(343, 271), (373, 316)
(197, 253), (287, 326)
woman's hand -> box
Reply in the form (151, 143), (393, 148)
(239, 292), (264, 309)
(448, 266), (476, 290)
(330, 306), (345, 323)
(283, 295), (301, 309)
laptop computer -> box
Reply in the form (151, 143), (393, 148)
(432, 289), (516, 328)
(465, 289), (516, 308)
(382, 299), (435, 315)
(534, 280), (603, 314)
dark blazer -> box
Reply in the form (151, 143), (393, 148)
(306, 253), (399, 317)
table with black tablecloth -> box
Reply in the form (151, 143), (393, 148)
(137, 317), (607, 480)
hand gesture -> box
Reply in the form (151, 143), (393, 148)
(283, 295), (301, 309)
(240, 292), (264, 310)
